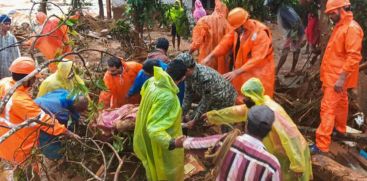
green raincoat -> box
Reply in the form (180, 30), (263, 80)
(37, 61), (84, 97)
(133, 67), (184, 181)
(167, 0), (189, 37)
(206, 78), (313, 181)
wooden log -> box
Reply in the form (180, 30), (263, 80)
(349, 150), (367, 171)
(298, 126), (367, 144)
(312, 155), (367, 181)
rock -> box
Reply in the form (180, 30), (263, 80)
(86, 31), (100, 39)
(100, 29), (110, 37)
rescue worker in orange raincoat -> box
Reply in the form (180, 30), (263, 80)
(0, 57), (78, 176)
(202, 8), (275, 102)
(310, 0), (364, 153)
(189, 0), (231, 74)
(33, 12), (80, 72)
(99, 57), (142, 108)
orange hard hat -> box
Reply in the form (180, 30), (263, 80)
(325, 0), (351, 13)
(9, 57), (36, 74)
(227, 8), (249, 28)
(36, 12), (47, 25)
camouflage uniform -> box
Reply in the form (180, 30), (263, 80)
(176, 53), (237, 121)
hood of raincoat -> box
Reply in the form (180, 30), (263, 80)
(213, 0), (228, 18)
(194, 0), (206, 22)
(151, 66), (179, 95)
(37, 60), (84, 97)
(56, 61), (73, 80)
(195, 0), (204, 8)
(174, 0), (182, 8)
(241, 78), (265, 105)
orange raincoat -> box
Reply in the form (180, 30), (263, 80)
(100, 61), (142, 108)
(213, 19), (275, 98)
(190, 0), (231, 74)
(317, 11), (363, 152)
(34, 17), (73, 72)
(0, 77), (67, 165)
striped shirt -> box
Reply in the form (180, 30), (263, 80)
(184, 134), (281, 181)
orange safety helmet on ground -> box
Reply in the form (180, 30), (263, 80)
(227, 7), (249, 28)
(325, 0), (351, 13)
(9, 57), (36, 74)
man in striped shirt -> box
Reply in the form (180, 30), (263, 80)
(180, 105), (281, 181)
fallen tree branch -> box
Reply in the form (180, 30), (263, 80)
(127, 163), (141, 181)
(67, 160), (102, 181)
(114, 155), (126, 181)
(104, 142), (125, 181)
(0, 115), (40, 144)
(298, 126), (367, 144)
(349, 149), (367, 171)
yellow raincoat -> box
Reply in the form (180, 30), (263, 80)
(133, 67), (184, 181)
(37, 61), (84, 97)
(206, 78), (312, 181)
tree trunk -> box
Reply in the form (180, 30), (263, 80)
(39, 0), (47, 14)
(98, 0), (105, 19)
(312, 155), (367, 181)
(319, 0), (330, 57)
(71, 0), (82, 10)
(106, 0), (112, 19)
(131, 5), (144, 38)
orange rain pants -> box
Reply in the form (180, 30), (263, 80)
(213, 19), (275, 100)
(316, 12), (363, 152)
(316, 88), (348, 152)
(99, 60), (142, 108)
(190, 0), (230, 74)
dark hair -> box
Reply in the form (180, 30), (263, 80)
(107, 57), (122, 68)
(166, 59), (187, 81)
(247, 106), (275, 139)
(12, 73), (28, 81)
(143, 59), (160, 75)
(156, 38), (169, 52)
(247, 120), (272, 139)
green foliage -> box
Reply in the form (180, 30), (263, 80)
(222, 0), (299, 20)
(351, 0), (367, 57)
(111, 19), (131, 40)
(156, 3), (172, 27)
(112, 132), (134, 153)
(127, 0), (159, 33)
(112, 134), (128, 152)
